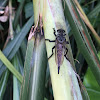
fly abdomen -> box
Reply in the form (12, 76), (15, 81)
(57, 50), (63, 64)
(56, 43), (64, 65)
(57, 51), (63, 74)
(58, 66), (60, 74)
(56, 44), (64, 74)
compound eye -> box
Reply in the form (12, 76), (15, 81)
(63, 30), (65, 33)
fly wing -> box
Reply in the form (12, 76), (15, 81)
(55, 46), (57, 64)
(55, 46), (64, 66)
(60, 49), (64, 65)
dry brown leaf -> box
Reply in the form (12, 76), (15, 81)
(0, 11), (4, 15)
(0, 16), (8, 22)
(0, 6), (9, 22)
(4, 6), (9, 16)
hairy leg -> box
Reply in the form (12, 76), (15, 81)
(45, 39), (55, 42)
(64, 47), (70, 62)
(48, 46), (55, 59)
(66, 41), (69, 44)
(53, 28), (56, 36)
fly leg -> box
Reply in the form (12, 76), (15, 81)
(64, 47), (70, 62)
(45, 39), (55, 42)
(48, 46), (55, 59)
(53, 28), (56, 36)
(45, 39), (55, 59)
(45, 28), (56, 41)
(66, 41), (69, 44)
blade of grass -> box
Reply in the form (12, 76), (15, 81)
(71, 0), (100, 80)
(20, 37), (35, 100)
(0, 70), (9, 100)
(42, 0), (82, 99)
(70, 0), (100, 66)
(0, 23), (4, 30)
(24, 2), (34, 19)
(9, 0), (14, 40)
(0, 0), (8, 7)
(22, 1), (47, 99)
(74, 0), (100, 46)
(86, 88), (100, 100)
(13, 0), (25, 29)
(12, 54), (21, 100)
(0, 50), (23, 83)
(71, 0), (100, 66)
(0, 15), (34, 76)
(88, 3), (100, 18)
(21, 13), (47, 100)
(28, 33), (47, 100)
(64, 0), (100, 85)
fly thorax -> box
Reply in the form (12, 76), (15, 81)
(57, 35), (65, 43)
(57, 43), (63, 51)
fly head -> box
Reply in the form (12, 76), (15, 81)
(56, 29), (66, 43)
(57, 34), (66, 43)
(57, 29), (65, 33)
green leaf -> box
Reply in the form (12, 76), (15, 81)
(0, 0), (8, 7)
(20, 31), (47, 100)
(87, 88), (100, 100)
(0, 15), (34, 76)
(13, 0), (25, 29)
(64, 0), (100, 86)
(0, 23), (4, 30)
(42, 0), (83, 99)
(17, 0), (21, 2)
(98, 51), (100, 60)
(20, 38), (35, 100)
(0, 50), (23, 83)
(88, 3), (100, 18)
(24, 2), (34, 19)
(83, 67), (100, 91)
(12, 54), (21, 100)
(0, 70), (9, 100)
(29, 38), (47, 100)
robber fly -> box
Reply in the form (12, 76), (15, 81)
(45, 28), (69, 74)
(46, 28), (90, 99)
